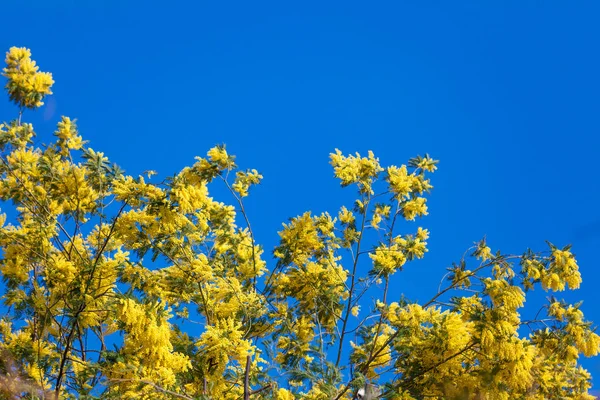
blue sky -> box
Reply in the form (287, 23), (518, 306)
(2, 0), (600, 392)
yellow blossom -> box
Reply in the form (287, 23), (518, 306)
(3, 47), (54, 109)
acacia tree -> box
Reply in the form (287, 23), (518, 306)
(0, 47), (598, 400)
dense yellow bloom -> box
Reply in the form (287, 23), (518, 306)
(401, 197), (428, 221)
(112, 174), (164, 206)
(484, 278), (525, 310)
(395, 231), (428, 260)
(196, 317), (255, 373)
(3, 47), (54, 109)
(232, 169), (262, 197)
(207, 145), (234, 169)
(386, 165), (413, 200)
(113, 299), (191, 385)
(330, 149), (383, 193)
(338, 205), (355, 224)
(54, 116), (84, 154)
(546, 247), (582, 290)
(370, 242), (407, 275)
(171, 179), (210, 213)
(275, 212), (327, 265)
(277, 388), (296, 400)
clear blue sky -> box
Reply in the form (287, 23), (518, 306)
(2, 0), (600, 392)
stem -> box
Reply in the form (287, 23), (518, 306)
(314, 312), (327, 375)
(55, 314), (81, 396)
(364, 278), (389, 368)
(361, 205), (398, 376)
(219, 175), (258, 287)
(243, 355), (251, 400)
(335, 194), (369, 367)
(250, 383), (272, 395)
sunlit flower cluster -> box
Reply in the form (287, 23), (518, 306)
(0, 47), (597, 400)
(2, 47), (54, 109)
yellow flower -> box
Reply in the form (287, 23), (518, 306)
(3, 47), (54, 109)
(387, 165), (413, 200)
(329, 149), (383, 194)
(369, 242), (407, 275)
(207, 145), (234, 170)
(402, 197), (428, 221)
(277, 388), (295, 400)
(338, 206), (355, 224)
(232, 169), (262, 197)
